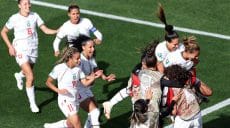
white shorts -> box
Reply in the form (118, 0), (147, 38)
(13, 40), (38, 66)
(174, 111), (202, 128)
(77, 87), (94, 103)
(58, 97), (79, 117)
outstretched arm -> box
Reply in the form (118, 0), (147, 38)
(40, 24), (57, 35)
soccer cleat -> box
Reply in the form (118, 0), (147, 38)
(30, 104), (39, 113)
(14, 73), (23, 90)
(102, 101), (112, 119)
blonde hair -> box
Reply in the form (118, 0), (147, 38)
(56, 47), (80, 64)
(183, 36), (200, 53)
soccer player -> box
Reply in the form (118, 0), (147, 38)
(53, 5), (103, 57)
(44, 47), (97, 128)
(1, 0), (57, 113)
(161, 65), (212, 128)
(76, 35), (115, 128)
(129, 89), (153, 128)
(102, 41), (161, 123)
(155, 4), (184, 73)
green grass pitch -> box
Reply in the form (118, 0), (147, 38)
(0, 0), (229, 127)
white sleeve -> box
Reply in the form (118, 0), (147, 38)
(49, 66), (58, 79)
(5, 15), (14, 30)
(155, 46), (164, 62)
(93, 30), (103, 41)
(53, 36), (62, 52)
(79, 69), (86, 79)
(35, 13), (44, 27)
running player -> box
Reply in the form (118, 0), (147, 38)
(44, 47), (96, 128)
(1, 0), (57, 113)
(53, 5), (102, 57)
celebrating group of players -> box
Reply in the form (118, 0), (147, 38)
(1, 0), (212, 128)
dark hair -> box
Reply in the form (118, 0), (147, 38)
(157, 4), (179, 42)
(141, 40), (159, 68)
(18, 0), (21, 4)
(68, 5), (80, 13)
(130, 99), (148, 126)
(183, 36), (200, 53)
(69, 35), (92, 52)
(164, 65), (190, 85)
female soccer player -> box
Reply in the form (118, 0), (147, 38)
(44, 47), (97, 128)
(53, 5), (103, 57)
(76, 35), (115, 128)
(103, 41), (162, 124)
(1, 0), (57, 113)
(155, 4), (184, 73)
(161, 65), (212, 128)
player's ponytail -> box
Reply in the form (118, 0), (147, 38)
(130, 99), (148, 127)
(141, 40), (159, 68)
(157, 4), (179, 42)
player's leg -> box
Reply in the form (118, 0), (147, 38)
(20, 62), (39, 112)
(102, 87), (129, 119)
(80, 97), (100, 128)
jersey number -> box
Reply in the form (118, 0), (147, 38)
(27, 28), (32, 36)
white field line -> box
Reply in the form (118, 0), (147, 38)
(164, 98), (230, 128)
(29, 0), (230, 40)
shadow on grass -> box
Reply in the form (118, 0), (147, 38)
(203, 114), (230, 128)
(35, 87), (57, 112)
(101, 111), (132, 128)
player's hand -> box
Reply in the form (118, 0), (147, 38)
(106, 74), (116, 82)
(54, 51), (60, 57)
(58, 89), (69, 94)
(93, 39), (102, 45)
(95, 70), (103, 78)
(8, 46), (16, 56)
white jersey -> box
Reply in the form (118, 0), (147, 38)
(49, 63), (85, 102)
(5, 12), (44, 48)
(163, 50), (194, 70)
(53, 18), (102, 52)
(155, 41), (184, 62)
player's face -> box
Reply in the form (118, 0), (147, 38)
(188, 50), (199, 61)
(82, 40), (95, 58)
(70, 52), (81, 67)
(68, 8), (80, 24)
(18, 0), (31, 14)
(167, 38), (179, 51)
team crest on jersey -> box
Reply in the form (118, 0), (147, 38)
(27, 21), (30, 27)
(157, 53), (163, 59)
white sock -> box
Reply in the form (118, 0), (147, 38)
(48, 120), (68, 127)
(110, 88), (129, 106)
(26, 86), (36, 105)
(19, 71), (25, 78)
(89, 108), (100, 127)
